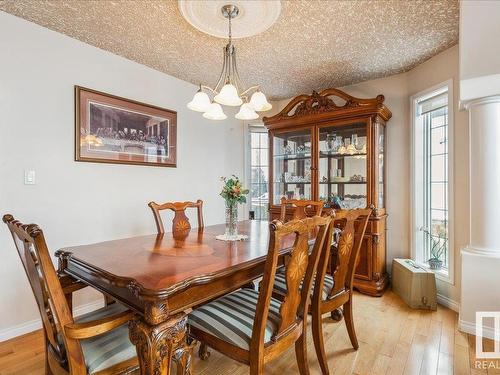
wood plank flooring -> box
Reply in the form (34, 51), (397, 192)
(0, 290), (497, 375)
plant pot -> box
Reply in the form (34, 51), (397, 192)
(428, 258), (443, 270)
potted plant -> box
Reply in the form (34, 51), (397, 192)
(422, 228), (447, 270)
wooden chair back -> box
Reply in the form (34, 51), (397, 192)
(3, 214), (84, 373)
(279, 198), (324, 222)
(252, 215), (331, 347)
(316, 209), (371, 300)
(148, 199), (204, 234)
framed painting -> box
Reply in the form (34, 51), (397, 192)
(75, 86), (177, 167)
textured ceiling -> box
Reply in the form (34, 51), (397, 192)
(0, 0), (459, 99)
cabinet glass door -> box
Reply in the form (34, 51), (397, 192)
(318, 123), (367, 209)
(272, 128), (313, 205)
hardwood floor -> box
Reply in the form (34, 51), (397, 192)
(0, 290), (496, 375)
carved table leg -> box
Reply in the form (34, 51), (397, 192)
(129, 312), (193, 375)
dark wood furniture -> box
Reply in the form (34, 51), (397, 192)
(3, 214), (139, 375)
(312, 209), (371, 374)
(148, 199), (204, 234)
(55, 220), (319, 375)
(147, 199), (213, 360)
(189, 216), (331, 375)
(279, 198), (323, 222)
(263, 88), (392, 296)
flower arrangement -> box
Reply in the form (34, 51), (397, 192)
(220, 175), (249, 207)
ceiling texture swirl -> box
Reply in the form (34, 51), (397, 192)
(0, 0), (459, 99)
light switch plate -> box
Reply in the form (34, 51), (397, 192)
(24, 170), (36, 185)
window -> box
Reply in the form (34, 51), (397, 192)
(247, 126), (269, 220)
(411, 80), (454, 282)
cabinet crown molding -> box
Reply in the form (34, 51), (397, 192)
(264, 88), (392, 129)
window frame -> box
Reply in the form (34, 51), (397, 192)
(410, 79), (455, 285)
(244, 123), (269, 221)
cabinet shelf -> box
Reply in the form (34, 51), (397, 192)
(273, 154), (311, 161)
(319, 181), (366, 184)
(274, 181), (311, 184)
(319, 152), (367, 159)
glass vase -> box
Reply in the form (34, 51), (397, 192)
(225, 203), (238, 238)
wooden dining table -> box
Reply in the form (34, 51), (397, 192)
(55, 220), (297, 375)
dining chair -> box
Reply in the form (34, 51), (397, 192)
(148, 199), (204, 234)
(279, 197), (324, 222)
(148, 199), (216, 360)
(3, 214), (139, 375)
(188, 215), (332, 375)
(272, 208), (371, 375)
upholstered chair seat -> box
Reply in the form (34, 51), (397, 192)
(189, 288), (282, 350)
(273, 268), (335, 300)
(3, 214), (139, 375)
(188, 216), (333, 374)
(75, 303), (137, 374)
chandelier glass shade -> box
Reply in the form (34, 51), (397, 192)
(203, 103), (227, 120)
(187, 90), (211, 112)
(187, 4), (272, 121)
(235, 103), (259, 120)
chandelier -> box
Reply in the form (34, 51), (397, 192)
(187, 4), (272, 121)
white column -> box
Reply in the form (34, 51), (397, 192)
(460, 96), (500, 339)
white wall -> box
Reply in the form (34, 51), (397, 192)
(0, 12), (244, 340)
(459, 0), (500, 101)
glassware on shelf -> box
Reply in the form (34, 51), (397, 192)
(326, 133), (335, 151)
(352, 134), (358, 148)
(337, 137), (350, 155)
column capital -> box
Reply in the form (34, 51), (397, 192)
(462, 245), (500, 258)
(462, 95), (500, 111)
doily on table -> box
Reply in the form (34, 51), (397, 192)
(215, 234), (249, 242)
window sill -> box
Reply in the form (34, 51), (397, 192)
(415, 261), (453, 284)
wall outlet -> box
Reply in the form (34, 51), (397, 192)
(24, 170), (36, 185)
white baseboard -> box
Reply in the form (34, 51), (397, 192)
(437, 293), (460, 312)
(459, 318), (498, 340)
(0, 299), (105, 343)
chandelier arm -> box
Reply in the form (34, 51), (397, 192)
(231, 47), (246, 94)
(214, 45), (229, 93)
(239, 85), (260, 98)
(200, 85), (218, 95)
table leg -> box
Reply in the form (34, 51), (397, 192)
(129, 312), (193, 375)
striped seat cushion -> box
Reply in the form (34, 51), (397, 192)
(76, 303), (137, 374)
(273, 268), (335, 300)
(188, 288), (281, 350)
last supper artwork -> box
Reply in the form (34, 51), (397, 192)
(75, 86), (177, 167)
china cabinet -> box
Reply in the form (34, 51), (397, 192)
(263, 88), (392, 296)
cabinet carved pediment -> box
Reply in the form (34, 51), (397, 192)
(263, 88), (390, 128)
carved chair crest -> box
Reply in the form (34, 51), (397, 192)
(148, 200), (204, 234)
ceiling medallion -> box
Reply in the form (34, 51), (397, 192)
(178, 0), (281, 39)
(183, 2), (279, 120)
